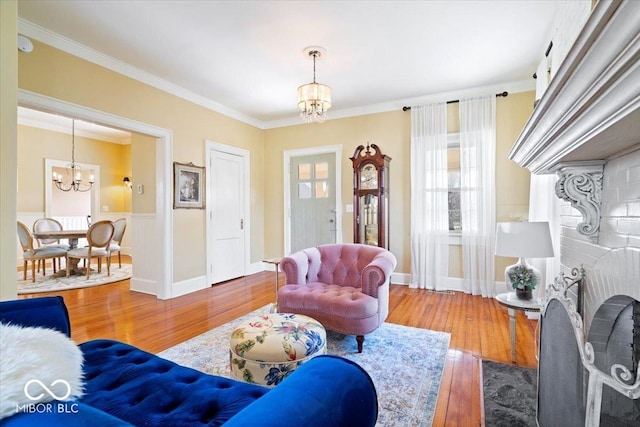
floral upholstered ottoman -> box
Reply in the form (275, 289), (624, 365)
(230, 313), (326, 386)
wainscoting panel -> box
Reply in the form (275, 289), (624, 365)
(130, 214), (158, 296)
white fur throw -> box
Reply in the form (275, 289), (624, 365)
(0, 323), (84, 419)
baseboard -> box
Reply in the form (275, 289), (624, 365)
(171, 275), (208, 298)
(129, 277), (158, 296)
(247, 261), (264, 275)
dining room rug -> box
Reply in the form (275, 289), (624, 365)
(482, 359), (537, 426)
(16, 264), (132, 294)
(159, 306), (451, 427)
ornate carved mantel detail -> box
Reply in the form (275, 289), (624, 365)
(553, 162), (604, 243)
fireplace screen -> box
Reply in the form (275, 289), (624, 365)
(538, 266), (640, 426)
(587, 295), (640, 425)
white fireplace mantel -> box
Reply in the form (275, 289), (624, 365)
(509, 0), (640, 175)
(509, 0), (640, 242)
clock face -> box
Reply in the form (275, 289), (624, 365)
(360, 164), (378, 189)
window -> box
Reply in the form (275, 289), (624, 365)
(297, 162), (329, 199)
(447, 135), (461, 232)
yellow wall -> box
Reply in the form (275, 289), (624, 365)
(18, 40), (265, 283)
(130, 133), (154, 214)
(8, 32), (532, 295)
(265, 92), (534, 280)
(17, 125), (131, 213)
(1, 0), (18, 299)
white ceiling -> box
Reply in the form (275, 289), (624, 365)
(17, 0), (560, 129)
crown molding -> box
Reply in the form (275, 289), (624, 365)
(18, 18), (265, 130)
(19, 18), (537, 132)
(262, 79), (535, 129)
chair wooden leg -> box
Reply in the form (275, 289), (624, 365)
(118, 252), (121, 268)
(23, 261), (27, 281)
(86, 258), (91, 279)
(66, 256), (71, 277)
(31, 261), (36, 283)
(53, 258), (57, 274)
(107, 256), (111, 276)
(356, 335), (364, 353)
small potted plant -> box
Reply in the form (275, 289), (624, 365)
(507, 263), (539, 300)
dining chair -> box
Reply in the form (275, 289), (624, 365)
(33, 218), (70, 273)
(109, 218), (127, 268)
(66, 220), (115, 279)
(17, 221), (69, 282)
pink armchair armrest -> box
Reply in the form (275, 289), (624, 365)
(278, 244), (397, 353)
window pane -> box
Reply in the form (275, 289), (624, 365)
(315, 181), (328, 198)
(315, 162), (328, 179)
(448, 170), (460, 188)
(448, 143), (461, 231)
(298, 182), (312, 199)
(448, 190), (461, 231)
(298, 163), (311, 180)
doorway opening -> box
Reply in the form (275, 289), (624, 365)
(19, 89), (173, 299)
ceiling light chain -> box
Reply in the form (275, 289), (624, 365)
(297, 47), (332, 124)
(52, 118), (95, 192)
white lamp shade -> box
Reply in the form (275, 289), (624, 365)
(297, 83), (332, 111)
(495, 221), (554, 258)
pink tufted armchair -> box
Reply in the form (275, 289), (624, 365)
(278, 243), (397, 353)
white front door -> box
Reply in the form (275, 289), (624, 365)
(208, 143), (248, 284)
(285, 147), (342, 254)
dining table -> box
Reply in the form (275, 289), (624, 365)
(32, 229), (88, 276)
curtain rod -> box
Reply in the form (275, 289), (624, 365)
(402, 91), (508, 111)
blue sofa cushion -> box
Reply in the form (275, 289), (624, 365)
(0, 296), (71, 337)
(225, 354), (379, 427)
(78, 340), (269, 426)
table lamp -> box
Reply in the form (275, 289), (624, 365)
(495, 221), (554, 300)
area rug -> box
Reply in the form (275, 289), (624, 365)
(482, 360), (537, 427)
(159, 306), (451, 427)
(16, 264), (132, 294)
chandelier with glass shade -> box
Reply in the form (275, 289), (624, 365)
(297, 47), (332, 124)
(52, 118), (94, 192)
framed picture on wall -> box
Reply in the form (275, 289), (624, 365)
(173, 162), (205, 209)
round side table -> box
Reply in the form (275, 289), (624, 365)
(263, 258), (282, 313)
(495, 292), (541, 363)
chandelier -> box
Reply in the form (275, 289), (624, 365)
(52, 119), (94, 192)
(297, 47), (332, 124)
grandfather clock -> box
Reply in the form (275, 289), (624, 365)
(350, 143), (391, 249)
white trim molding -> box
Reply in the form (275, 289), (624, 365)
(19, 90), (174, 299)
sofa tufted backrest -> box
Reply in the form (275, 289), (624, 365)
(303, 244), (388, 287)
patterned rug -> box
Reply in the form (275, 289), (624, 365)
(159, 306), (451, 427)
(482, 360), (537, 426)
(16, 264), (132, 294)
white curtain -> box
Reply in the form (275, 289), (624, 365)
(410, 103), (449, 290)
(528, 174), (561, 299)
(460, 96), (496, 296)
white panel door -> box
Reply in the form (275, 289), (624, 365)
(211, 150), (245, 283)
(290, 153), (336, 253)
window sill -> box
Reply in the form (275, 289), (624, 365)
(449, 231), (462, 245)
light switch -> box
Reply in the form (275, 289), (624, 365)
(137, 184), (144, 194)
(346, 204), (353, 213)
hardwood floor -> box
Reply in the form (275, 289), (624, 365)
(20, 268), (539, 426)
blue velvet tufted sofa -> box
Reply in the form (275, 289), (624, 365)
(0, 296), (378, 426)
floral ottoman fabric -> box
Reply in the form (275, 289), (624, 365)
(230, 313), (326, 386)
